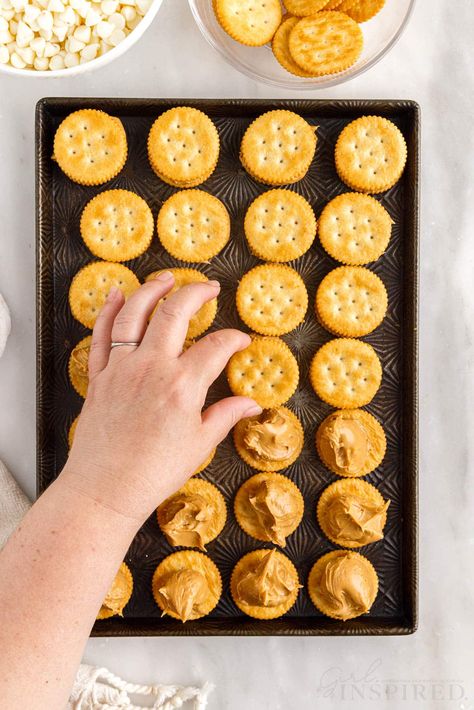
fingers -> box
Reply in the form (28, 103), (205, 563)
(142, 280), (220, 358)
(182, 329), (251, 388)
(108, 272), (175, 363)
(88, 287), (124, 379)
(201, 396), (262, 447)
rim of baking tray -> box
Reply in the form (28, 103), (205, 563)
(187, 0), (417, 90)
(0, 0), (163, 78)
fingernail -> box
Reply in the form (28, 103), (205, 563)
(155, 271), (174, 282)
(208, 280), (220, 289)
(107, 286), (119, 302)
(244, 404), (263, 417)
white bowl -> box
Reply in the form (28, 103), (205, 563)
(0, 0), (163, 78)
(188, 0), (416, 90)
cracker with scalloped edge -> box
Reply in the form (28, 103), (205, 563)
(289, 12), (363, 76)
(215, 0), (282, 46)
(284, 0), (330, 16)
(346, 0), (385, 22)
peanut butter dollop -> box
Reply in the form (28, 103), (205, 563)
(235, 549), (299, 608)
(159, 494), (213, 551)
(243, 408), (302, 462)
(158, 569), (209, 623)
(70, 342), (90, 382)
(318, 552), (377, 621)
(319, 415), (371, 475)
(246, 479), (300, 547)
(100, 566), (131, 617)
(323, 494), (389, 546)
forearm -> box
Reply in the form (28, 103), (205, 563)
(0, 469), (139, 710)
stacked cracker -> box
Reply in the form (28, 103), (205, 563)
(213, 0), (387, 79)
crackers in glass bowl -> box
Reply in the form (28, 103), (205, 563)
(212, 0), (390, 80)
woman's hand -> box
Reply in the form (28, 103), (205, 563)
(63, 271), (261, 524)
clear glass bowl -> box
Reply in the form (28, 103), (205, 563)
(188, 0), (416, 89)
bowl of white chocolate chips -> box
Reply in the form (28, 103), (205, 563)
(0, 0), (163, 75)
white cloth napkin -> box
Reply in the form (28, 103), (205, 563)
(0, 295), (213, 709)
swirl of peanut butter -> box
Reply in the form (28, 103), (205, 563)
(244, 479), (300, 547)
(158, 569), (210, 623)
(243, 408), (302, 462)
(318, 552), (377, 621)
(235, 550), (299, 608)
(319, 414), (371, 475)
(159, 494), (213, 551)
(323, 494), (389, 546)
(100, 566), (131, 617)
(70, 342), (90, 382)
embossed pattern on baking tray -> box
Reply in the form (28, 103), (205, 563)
(36, 99), (419, 636)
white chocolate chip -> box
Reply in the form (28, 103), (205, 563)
(72, 22), (88, 40)
(120, 5), (133, 21)
(64, 33), (80, 49)
(30, 33), (45, 53)
(106, 24), (121, 44)
(43, 38), (58, 55)
(79, 38), (96, 59)
(16, 43), (33, 61)
(107, 9), (123, 27)
(0, 27), (13, 42)
(33, 53), (48, 68)
(37, 8), (52, 29)
(10, 49), (26, 66)
(63, 48), (77, 64)
(15, 18), (34, 45)
(48, 49), (63, 67)
(100, 0), (116, 13)
(47, 0), (64, 10)
(84, 6), (99, 24)
(135, 0), (149, 14)
(38, 25), (52, 39)
(95, 17), (111, 37)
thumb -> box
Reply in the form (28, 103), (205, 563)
(201, 396), (262, 446)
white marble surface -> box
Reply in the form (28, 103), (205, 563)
(1, 1), (474, 708)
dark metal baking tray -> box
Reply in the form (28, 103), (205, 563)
(36, 98), (419, 636)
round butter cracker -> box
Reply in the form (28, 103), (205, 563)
(230, 549), (301, 619)
(157, 478), (227, 550)
(288, 12), (363, 77)
(346, 0), (386, 22)
(335, 116), (407, 194)
(316, 266), (387, 337)
(236, 264), (308, 336)
(80, 190), (154, 262)
(53, 109), (127, 186)
(227, 336), (299, 409)
(69, 261), (140, 330)
(145, 268), (217, 340)
(318, 192), (392, 265)
(157, 190), (230, 263)
(68, 335), (91, 398)
(152, 551), (222, 622)
(310, 337), (382, 408)
(233, 405), (304, 471)
(214, 0), (282, 46)
(283, 0), (330, 16)
(272, 16), (318, 78)
(316, 408), (386, 477)
(148, 107), (219, 188)
(240, 110), (317, 186)
(234, 472), (304, 546)
(244, 189), (316, 262)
